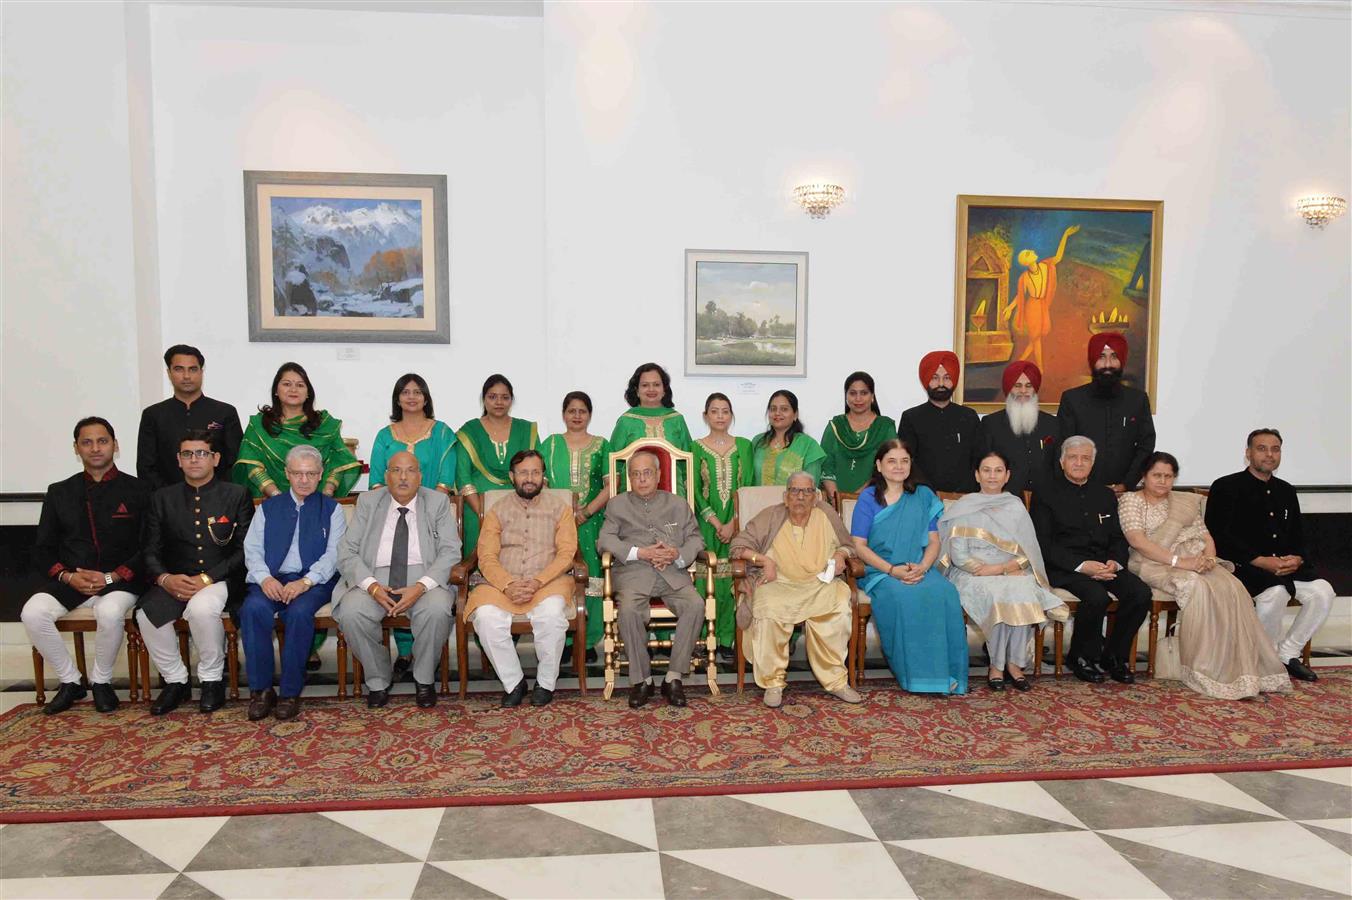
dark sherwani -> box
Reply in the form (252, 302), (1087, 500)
(33, 468), (150, 610)
(136, 395), (243, 491)
(897, 401), (981, 493)
(1055, 383), (1155, 488)
(1206, 469), (1315, 595)
(137, 477), (253, 627)
(978, 409), (1059, 496)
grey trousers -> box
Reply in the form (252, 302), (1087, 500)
(334, 565), (454, 691)
(986, 622), (1032, 670)
(617, 580), (704, 683)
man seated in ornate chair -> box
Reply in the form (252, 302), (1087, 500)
(598, 449), (709, 708)
(727, 471), (862, 708)
(465, 450), (578, 708)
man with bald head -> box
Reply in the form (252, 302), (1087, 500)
(979, 361), (1059, 496)
(1056, 334), (1155, 492)
(598, 451), (706, 708)
(898, 350), (981, 492)
(335, 451), (460, 708)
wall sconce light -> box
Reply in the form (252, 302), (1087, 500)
(1296, 195), (1346, 229)
(793, 183), (846, 219)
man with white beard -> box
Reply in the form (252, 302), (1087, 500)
(979, 362), (1059, 496)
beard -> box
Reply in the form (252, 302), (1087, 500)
(927, 386), (953, 403)
(514, 481), (542, 499)
(1005, 393), (1040, 436)
(1091, 367), (1123, 397)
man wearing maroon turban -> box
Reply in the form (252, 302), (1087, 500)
(977, 361), (1059, 495)
(897, 351), (980, 493)
(1056, 334), (1155, 492)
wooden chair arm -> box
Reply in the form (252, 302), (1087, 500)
(448, 551), (477, 587)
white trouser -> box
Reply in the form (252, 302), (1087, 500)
(1254, 580), (1335, 662)
(470, 594), (568, 692)
(22, 591), (137, 685)
(136, 583), (229, 683)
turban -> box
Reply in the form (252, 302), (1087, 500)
(918, 350), (960, 386)
(1001, 361), (1042, 395)
(1087, 333), (1128, 369)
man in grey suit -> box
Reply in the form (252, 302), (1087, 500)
(335, 451), (459, 708)
(599, 451), (705, 709)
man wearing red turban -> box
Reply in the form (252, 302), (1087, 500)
(977, 361), (1059, 495)
(897, 351), (980, 492)
(1055, 334), (1155, 492)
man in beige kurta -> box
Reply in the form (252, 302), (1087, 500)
(466, 450), (578, 707)
(729, 472), (862, 708)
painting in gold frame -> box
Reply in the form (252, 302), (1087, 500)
(954, 195), (1161, 412)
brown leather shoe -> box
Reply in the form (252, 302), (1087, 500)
(661, 679), (688, 707)
(247, 688), (276, 721)
(274, 696), (301, 720)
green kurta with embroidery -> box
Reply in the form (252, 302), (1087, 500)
(369, 420), (458, 493)
(821, 415), (898, 494)
(540, 433), (610, 648)
(692, 437), (754, 647)
(609, 406), (692, 494)
(233, 411), (361, 498)
(751, 432), (827, 487)
(455, 417), (539, 556)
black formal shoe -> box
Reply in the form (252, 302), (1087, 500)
(248, 688), (277, 721)
(1286, 658), (1319, 682)
(366, 688), (390, 708)
(531, 685), (554, 707)
(306, 652), (322, 672)
(1070, 656), (1106, 684)
(661, 679), (688, 707)
(414, 681), (437, 708)
(987, 677), (1006, 692)
(627, 682), (653, 709)
(392, 655), (413, 682)
(275, 696), (301, 720)
(150, 681), (190, 715)
(43, 681), (86, 715)
(92, 682), (120, 713)
(199, 680), (226, 713)
(501, 680), (528, 708)
(716, 646), (736, 664)
(1004, 670), (1032, 692)
(1101, 655), (1136, 684)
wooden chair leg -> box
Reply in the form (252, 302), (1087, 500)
(1054, 621), (1064, 677)
(574, 620), (588, 696)
(457, 617), (470, 699)
(125, 629), (140, 702)
(734, 626), (745, 693)
(353, 657), (364, 697)
(440, 644), (451, 697)
(1147, 609), (1160, 677)
(336, 630), (348, 699)
(32, 647), (46, 705)
(1032, 625), (1043, 678)
(1303, 640), (1312, 667)
(1130, 632), (1140, 673)
(140, 639), (152, 704)
(73, 633), (89, 686)
(227, 627), (240, 700)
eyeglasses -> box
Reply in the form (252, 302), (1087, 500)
(286, 469), (321, 480)
(178, 449), (215, 460)
(785, 487), (815, 497)
(399, 388), (425, 397)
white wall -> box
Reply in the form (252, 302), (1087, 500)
(2, 0), (1349, 495)
(543, 1), (1352, 485)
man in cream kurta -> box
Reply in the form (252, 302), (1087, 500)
(465, 450), (578, 707)
(729, 472), (862, 708)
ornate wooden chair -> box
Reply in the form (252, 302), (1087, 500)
(600, 438), (719, 699)
(449, 488), (589, 698)
(730, 485), (869, 692)
(31, 609), (143, 704)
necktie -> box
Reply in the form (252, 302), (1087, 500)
(389, 507), (410, 589)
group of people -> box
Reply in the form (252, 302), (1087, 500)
(23, 338), (1334, 717)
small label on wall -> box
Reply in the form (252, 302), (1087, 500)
(336, 347), (360, 361)
(737, 382), (757, 395)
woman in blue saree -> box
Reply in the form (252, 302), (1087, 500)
(851, 439), (968, 694)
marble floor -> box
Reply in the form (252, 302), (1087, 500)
(0, 767), (1348, 899)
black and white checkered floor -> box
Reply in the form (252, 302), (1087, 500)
(1, 767), (1347, 898)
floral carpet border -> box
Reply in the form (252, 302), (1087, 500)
(3, 672), (1349, 824)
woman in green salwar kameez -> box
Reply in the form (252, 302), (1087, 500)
(233, 362), (361, 499)
(751, 390), (826, 487)
(455, 374), (539, 558)
(609, 363), (691, 494)
(539, 391), (611, 653)
(820, 371), (897, 503)
(692, 393), (754, 652)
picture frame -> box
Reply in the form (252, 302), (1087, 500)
(684, 249), (808, 377)
(244, 170), (449, 343)
(954, 195), (1162, 412)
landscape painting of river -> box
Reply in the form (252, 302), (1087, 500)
(684, 249), (808, 376)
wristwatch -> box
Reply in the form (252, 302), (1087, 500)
(199, 573), (214, 586)
(103, 573), (114, 586)
(300, 577), (313, 589)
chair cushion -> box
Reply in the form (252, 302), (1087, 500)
(314, 602), (335, 618)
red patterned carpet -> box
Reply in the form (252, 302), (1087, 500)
(2, 672), (1349, 823)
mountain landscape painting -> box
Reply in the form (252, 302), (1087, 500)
(271, 197), (425, 319)
(245, 171), (449, 343)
